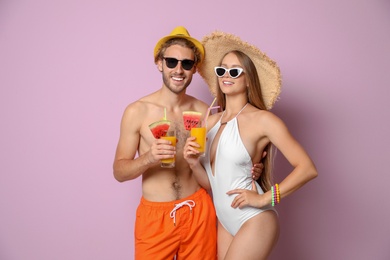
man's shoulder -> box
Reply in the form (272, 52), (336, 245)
(184, 95), (209, 110)
(124, 99), (145, 112)
(185, 94), (206, 103)
(125, 93), (160, 111)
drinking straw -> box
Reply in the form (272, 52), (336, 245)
(209, 97), (217, 109)
(164, 107), (167, 120)
(203, 98), (220, 125)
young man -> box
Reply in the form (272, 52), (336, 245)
(113, 26), (217, 260)
(113, 26), (263, 259)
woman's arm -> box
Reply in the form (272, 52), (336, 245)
(264, 112), (318, 199)
(228, 111), (317, 209)
(183, 136), (211, 190)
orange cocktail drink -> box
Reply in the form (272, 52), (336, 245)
(190, 123), (206, 157)
(160, 130), (176, 168)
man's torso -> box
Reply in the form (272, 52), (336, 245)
(136, 92), (209, 201)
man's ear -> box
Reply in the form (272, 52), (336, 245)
(157, 60), (163, 72)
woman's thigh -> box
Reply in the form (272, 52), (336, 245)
(225, 210), (279, 260)
(217, 221), (233, 260)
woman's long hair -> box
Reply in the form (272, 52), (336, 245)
(216, 50), (274, 192)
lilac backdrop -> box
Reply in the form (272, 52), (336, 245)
(1, 0), (389, 259)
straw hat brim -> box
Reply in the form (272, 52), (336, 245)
(198, 31), (282, 110)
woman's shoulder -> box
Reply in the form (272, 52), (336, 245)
(245, 105), (272, 118)
(245, 105), (284, 126)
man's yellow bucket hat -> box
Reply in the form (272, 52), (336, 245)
(154, 26), (205, 64)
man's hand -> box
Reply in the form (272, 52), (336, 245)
(252, 151), (267, 180)
(148, 138), (176, 165)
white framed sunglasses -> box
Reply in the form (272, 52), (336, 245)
(214, 67), (244, 79)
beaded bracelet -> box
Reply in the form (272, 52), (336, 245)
(271, 184), (281, 206)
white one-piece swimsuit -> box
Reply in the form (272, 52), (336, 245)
(201, 107), (276, 236)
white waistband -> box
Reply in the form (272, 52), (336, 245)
(169, 200), (195, 226)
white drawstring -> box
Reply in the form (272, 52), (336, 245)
(169, 200), (195, 226)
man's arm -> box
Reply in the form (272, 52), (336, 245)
(113, 104), (156, 182)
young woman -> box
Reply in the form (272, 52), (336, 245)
(183, 32), (318, 260)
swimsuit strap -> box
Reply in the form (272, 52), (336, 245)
(219, 110), (226, 123)
(220, 103), (249, 125)
(235, 103), (248, 118)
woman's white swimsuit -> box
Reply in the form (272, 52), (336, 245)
(201, 108), (276, 236)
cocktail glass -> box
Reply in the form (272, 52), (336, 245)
(160, 129), (176, 168)
(190, 121), (206, 157)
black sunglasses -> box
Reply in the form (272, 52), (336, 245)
(163, 57), (196, 71)
(214, 67), (244, 79)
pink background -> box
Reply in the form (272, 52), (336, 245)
(1, 0), (389, 259)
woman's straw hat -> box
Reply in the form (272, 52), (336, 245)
(198, 31), (282, 110)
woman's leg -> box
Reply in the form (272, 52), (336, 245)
(224, 211), (279, 260)
(217, 221), (233, 260)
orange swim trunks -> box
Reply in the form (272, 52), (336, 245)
(134, 188), (217, 260)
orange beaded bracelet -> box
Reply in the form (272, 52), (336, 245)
(271, 184), (280, 206)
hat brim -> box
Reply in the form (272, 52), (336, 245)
(154, 35), (205, 64)
(198, 31), (282, 110)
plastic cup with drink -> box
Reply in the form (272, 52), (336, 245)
(185, 98), (220, 157)
(148, 108), (176, 168)
(160, 129), (176, 168)
(190, 121), (207, 157)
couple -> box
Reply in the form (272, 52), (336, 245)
(113, 26), (318, 260)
